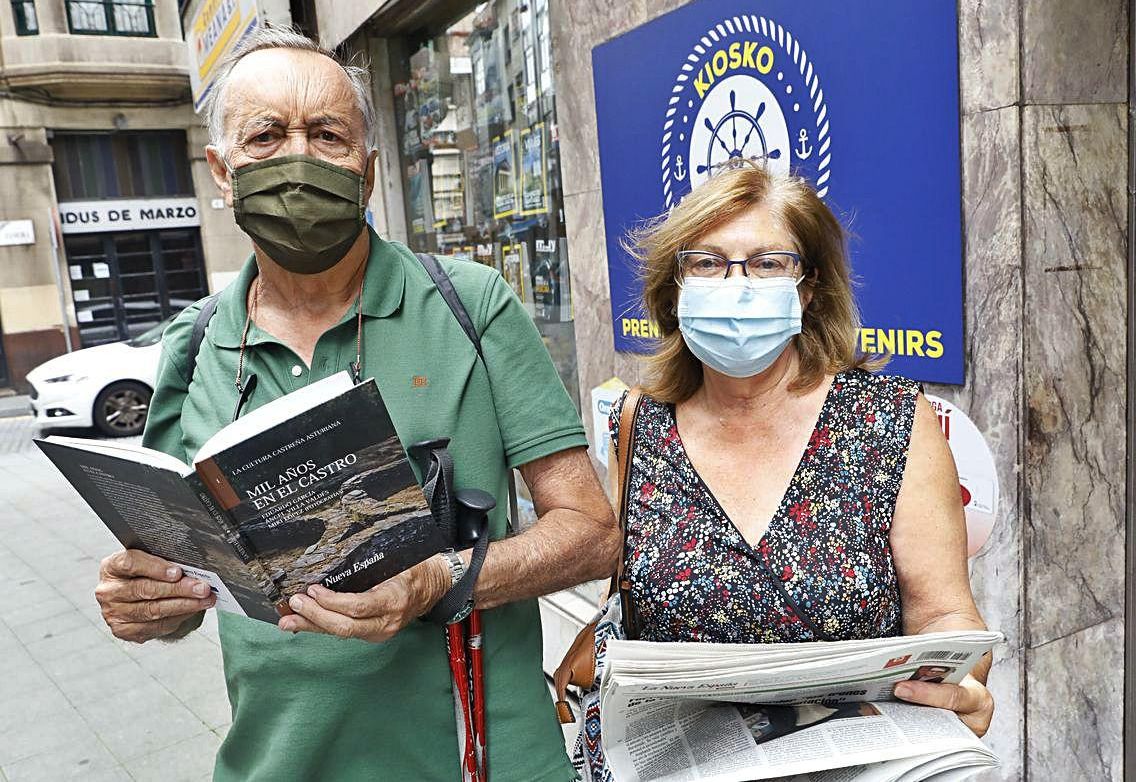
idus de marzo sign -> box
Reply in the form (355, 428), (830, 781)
(593, 0), (965, 384)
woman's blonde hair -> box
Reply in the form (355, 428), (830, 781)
(625, 162), (883, 403)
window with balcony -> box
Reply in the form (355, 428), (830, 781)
(12, 1), (38, 35)
(65, 0), (155, 37)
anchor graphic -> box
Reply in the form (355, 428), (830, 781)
(675, 154), (686, 181)
(796, 129), (813, 159)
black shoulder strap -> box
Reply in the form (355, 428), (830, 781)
(415, 252), (483, 360)
(186, 294), (221, 385)
(414, 252), (519, 530)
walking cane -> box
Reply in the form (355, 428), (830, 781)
(456, 489), (495, 781)
(407, 441), (493, 782)
(445, 618), (479, 782)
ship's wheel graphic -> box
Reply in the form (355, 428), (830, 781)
(696, 89), (783, 177)
(661, 15), (832, 206)
(685, 74), (790, 190)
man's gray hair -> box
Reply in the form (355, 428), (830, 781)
(205, 24), (377, 153)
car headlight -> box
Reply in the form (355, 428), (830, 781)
(44, 374), (87, 384)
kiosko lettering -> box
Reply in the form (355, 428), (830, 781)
(693, 41), (775, 99)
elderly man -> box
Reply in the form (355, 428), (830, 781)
(92, 26), (619, 782)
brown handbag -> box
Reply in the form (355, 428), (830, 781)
(553, 387), (645, 724)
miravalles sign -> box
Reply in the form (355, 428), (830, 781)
(58, 198), (202, 234)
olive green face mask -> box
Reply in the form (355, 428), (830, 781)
(229, 154), (366, 274)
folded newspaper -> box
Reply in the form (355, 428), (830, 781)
(598, 630), (1003, 782)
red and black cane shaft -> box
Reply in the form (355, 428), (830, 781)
(445, 619), (479, 782)
(456, 489), (494, 782)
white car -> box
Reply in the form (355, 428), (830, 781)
(27, 318), (173, 437)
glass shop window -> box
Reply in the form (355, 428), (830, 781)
(389, 0), (579, 410)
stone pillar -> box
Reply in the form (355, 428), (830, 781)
(550, 1), (653, 473)
(153, 0), (184, 40)
(925, 3), (1026, 777)
(1020, 1), (1128, 778)
(36, 0), (68, 34)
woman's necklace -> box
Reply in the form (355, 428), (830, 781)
(232, 264), (367, 421)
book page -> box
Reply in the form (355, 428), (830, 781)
(40, 435), (191, 475)
(36, 439), (280, 623)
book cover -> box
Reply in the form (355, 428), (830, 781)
(199, 381), (446, 599)
(38, 377), (449, 625)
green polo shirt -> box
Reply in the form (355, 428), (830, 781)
(143, 228), (586, 781)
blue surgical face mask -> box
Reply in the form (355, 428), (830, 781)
(677, 275), (803, 378)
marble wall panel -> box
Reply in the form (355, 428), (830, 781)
(554, 0), (653, 466)
(1023, 103), (1127, 646)
(1022, 0), (1127, 104)
(958, 0), (1020, 113)
(926, 105), (1024, 781)
(646, 0), (692, 16)
(564, 188), (619, 463)
(1026, 618), (1124, 780)
(976, 648), (1025, 782)
(550, 0), (647, 198)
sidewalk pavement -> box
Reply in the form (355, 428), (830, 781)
(0, 417), (229, 782)
(0, 395), (30, 419)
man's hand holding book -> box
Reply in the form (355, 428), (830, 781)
(95, 549), (217, 642)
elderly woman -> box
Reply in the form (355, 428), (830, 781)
(606, 164), (993, 729)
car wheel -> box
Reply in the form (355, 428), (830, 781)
(93, 381), (152, 437)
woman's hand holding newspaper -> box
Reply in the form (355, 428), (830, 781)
(894, 673), (995, 737)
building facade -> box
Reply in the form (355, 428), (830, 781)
(0, 0), (254, 392)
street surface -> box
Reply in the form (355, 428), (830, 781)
(0, 415), (228, 781)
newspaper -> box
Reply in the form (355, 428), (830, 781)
(597, 630), (1002, 782)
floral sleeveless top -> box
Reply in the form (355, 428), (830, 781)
(609, 369), (920, 644)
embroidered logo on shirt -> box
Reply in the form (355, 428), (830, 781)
(412, 375), (429, 388)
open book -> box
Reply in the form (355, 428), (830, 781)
(37, 372), (446, 624)
(597, 630), (1003, 782)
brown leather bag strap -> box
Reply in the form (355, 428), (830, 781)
(552, 388), (647, 724)
(606, 388), (643, 594)
(611, 387), (644, 639)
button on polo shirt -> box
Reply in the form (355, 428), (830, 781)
(143, 227), (587, 782)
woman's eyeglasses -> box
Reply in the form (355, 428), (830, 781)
(676, 249), (801, 281)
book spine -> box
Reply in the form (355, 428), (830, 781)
(190, 471), (285, 608)
(193, 484), (256, 562)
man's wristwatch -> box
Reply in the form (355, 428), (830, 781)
(440, 550), (474, 623)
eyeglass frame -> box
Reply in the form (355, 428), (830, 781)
(674, 249), (804, 281)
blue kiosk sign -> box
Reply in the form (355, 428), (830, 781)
(592, 1), (965, 384)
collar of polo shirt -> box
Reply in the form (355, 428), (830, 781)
(209, 226), (406, 349)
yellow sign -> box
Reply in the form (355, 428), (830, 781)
(188, 0), (260, 112)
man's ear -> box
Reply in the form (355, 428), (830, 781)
(205, 146), (234, 207)
(364, 149), (379, 202)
